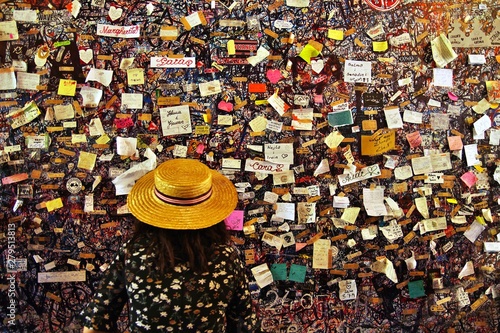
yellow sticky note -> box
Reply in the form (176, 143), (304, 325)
(46, 198), (63, 212)
(298, 44), (320, 64)
(96, 134), (110, 144)
(473, 164), (485, 173)
(57, 79), (77, 96)
(227, 40), (236, 55)
(127, 68), (144, 85)
(373, 41), (388, 52)
(447, 198), (458, 204)
(72, 134), (87, 144)
(78, 151), (97, 171)
(475, 216), (486, 225)
(325, 131), (344, 149)
(328, 29), (344, 41)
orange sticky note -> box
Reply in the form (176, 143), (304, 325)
(248, 83), (267, 93)
(57, 79), (77, 96)
(447, 136), (463, 151)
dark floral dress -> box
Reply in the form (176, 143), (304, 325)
(80, 237), (257, 332)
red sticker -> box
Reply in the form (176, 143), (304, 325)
(363, 0), (401, 11)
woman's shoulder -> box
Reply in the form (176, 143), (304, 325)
(212, 244), (243, 263)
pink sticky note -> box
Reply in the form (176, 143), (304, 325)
(266, 69), (282, 84)
(196, 143), (205, 154)
(217, 100), (233, 112)
(313, 94), (323, 104)
(448, 92), (458, 101)
(224, 210), (244, 230)
(460, 171), (478, 188)
(406, 131), (422, 148)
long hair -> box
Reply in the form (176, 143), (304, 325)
(127, 219), (230, 274)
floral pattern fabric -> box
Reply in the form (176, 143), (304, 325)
(80, 236), (257, 332)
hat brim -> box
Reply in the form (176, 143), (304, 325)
(127, 169), (238, 230)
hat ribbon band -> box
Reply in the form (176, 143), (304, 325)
(154, 187), (213, 206)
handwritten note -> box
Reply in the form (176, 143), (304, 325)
(338, 164), (381, 186)
(291, 108), (313, 130)
(159, 105), (192, 136)
(38, 271), (86, 283)
(121, 93), (143, 109)
(265, 143), (294, 165)
(224, 210), (244, 230)
(363, 187), (388, 216)
(80, 86), (103, 107)
(86, 68), (113, 86)
(0, 21), (19, 41)
(344, 60), (372, 83)
(361, 130), (395, 156)
(0, 68), (16, 90)
(313, 239), (331, 269)
(339, 280), (357, 301)
(297, 202), (316, 224)
(251, 263), (273, 288)
(57, 79), (77, 96)
(16, 72), (40, 90)
(384, 108), (403, 129)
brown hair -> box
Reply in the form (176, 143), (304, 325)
(128, 219), (230, 274)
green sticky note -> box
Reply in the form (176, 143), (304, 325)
(328, 110), (353, 127)
(289, 264), (306, 283)
(408, 280), (426, 298)
(270, 263), (287, 281)
(298, 44), (320, 64)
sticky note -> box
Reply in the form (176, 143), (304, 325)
(408, 280), (426, 298)
(460, 171), (478, 188)
(361, 130), (395, 156)
(447, 136), (463, 151)
(328, 29), (344, 40)
(288, 264), (306, 283)
(299, 44), (320, 64)
(328, 110), (353, 127)
(57, 79), (77, 96)
(46, 198), (64, 212)
(96, 134), (110, 145)
(224, 210), (244, 231)
(270, 263), (288, 281)
(373, 41), (388, 52)
(227, 40), (235, 55)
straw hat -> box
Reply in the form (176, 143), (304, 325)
(127, 159), (237, 229)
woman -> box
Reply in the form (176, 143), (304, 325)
(81, 159), (257, 332)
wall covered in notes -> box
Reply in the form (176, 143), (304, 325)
(1, 0), (500, 332)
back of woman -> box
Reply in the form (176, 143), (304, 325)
(80, 159), (257, 333)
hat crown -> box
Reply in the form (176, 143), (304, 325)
(154, 159), (212, 199)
